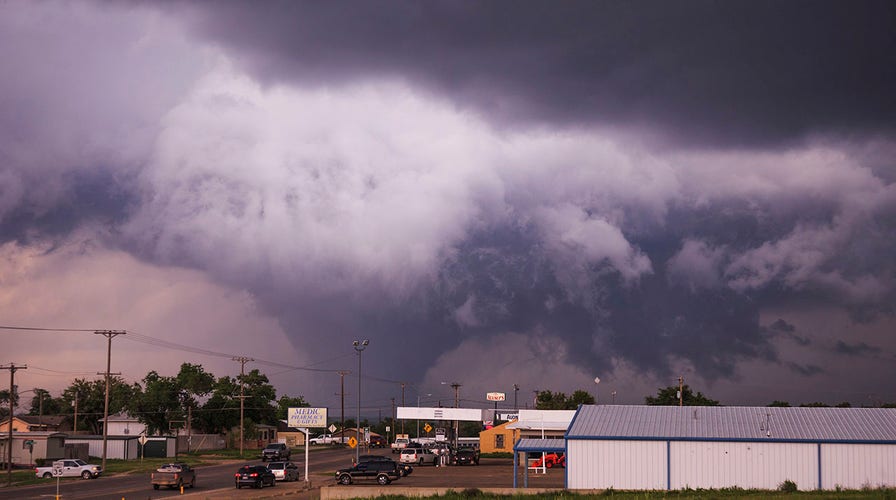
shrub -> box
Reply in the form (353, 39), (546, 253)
(779, 479), (798, 492)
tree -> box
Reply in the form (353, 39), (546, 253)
(197, 376), (240, 434)
(60, 377), (138, 434)
(0, 389), (19, 419)
(239, 369), (277, 426)
(645, 385), (720, 406)
(27, 388), (65, 417)
(275, 395), (309, 421)
(535, 390), (595, 410)
(768, 400), (791, 407)
(131, 371), (182, 435)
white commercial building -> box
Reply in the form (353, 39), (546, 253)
(566, 405), (896, 491)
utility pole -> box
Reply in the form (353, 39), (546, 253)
(2, 363), (26, 486)
(451, 383), (461, 448)
(73, 393), (79, 435)
(338, 370), (350, 442)
(232, 356), (253, 457)
(390, 397), (395, 445)
(95, 330), (125, 473)
(400, 383), (406, 434)
(513, 384), (519, 410)
(678, 376), (684, 407)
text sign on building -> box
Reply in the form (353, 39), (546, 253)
(487, 392), (506, 402)
(288, 407), (327, 428)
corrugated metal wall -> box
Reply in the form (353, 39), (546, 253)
(569, 439), (896, 491)
(670, 441), (816, 490)
(65, 439), (130, 460)
(822, 444), (896, 489)
(568, 440), (666, 489)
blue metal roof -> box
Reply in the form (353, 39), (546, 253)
(567, 405), (896, 443)
(513, 438), (566, 452)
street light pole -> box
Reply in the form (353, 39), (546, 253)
(352, 339), (369, 464)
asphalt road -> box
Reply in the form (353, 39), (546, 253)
(0, 447), (357, 500)
(0, 448), (566, 499)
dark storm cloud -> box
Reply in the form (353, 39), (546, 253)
(182, 0), (896, 147)
(835, 340), (881, 357)
(767, 319), (810, 346)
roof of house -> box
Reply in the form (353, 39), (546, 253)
(15, 415), (67, 426)
(567, 405), (896, 443)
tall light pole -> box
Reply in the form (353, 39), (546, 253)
(513, 384), (519, 411)
(338, 370), (350, 442)
(352, 339), (368, 464)
(594, 377), (601, 405)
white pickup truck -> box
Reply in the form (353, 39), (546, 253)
(309, 433), (336, 445)
(35, 459), (102, 479)
(390, 434), (410, 454)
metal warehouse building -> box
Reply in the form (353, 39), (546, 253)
(566, 405), (896, 491)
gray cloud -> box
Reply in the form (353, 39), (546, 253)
(179, 0), (896, 148)
(835, 340), (882, 357)
(2, 1), (895, 407)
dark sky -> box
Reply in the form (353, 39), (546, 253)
(1, 0), (895, 412)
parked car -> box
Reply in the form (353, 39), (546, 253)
(261, 443), (291, 461)
(531, 452), (565, 468)
(267, 461), (300, 482)
(335, 460), (401, 485)
(369, 435), (387, 447)
(453, 448), (480, 465)
(151, 463), (196, 490)
(234, 465), (276, 489)
(400, 447), (438, 466)
(35, 459), (102, 479)
(358, 455), (413, 477)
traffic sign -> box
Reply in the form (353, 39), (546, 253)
(138, 435), (148, 446)
(424, 423), (432, 433)
(328, 424), (337, 433)
(347, 436), (358, 448)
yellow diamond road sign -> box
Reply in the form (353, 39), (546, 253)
(348, 436), (358, 448)
(424, 423), (432, 433)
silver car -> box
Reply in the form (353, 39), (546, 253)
(267, 461), (300, 482)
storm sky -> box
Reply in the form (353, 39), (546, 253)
(2, 0), (895, 414)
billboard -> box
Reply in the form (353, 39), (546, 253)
(396, 407), (484, 421)
(287, 407), (327, 428)
(487, 392), (506, 401)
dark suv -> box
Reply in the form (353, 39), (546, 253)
(261, 443), (291, 461)
(335, 460), (401, 485)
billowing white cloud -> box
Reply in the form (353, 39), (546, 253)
(667, 239), (725, 291)
(0, 235), (305, 395)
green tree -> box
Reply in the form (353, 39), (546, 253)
(60, 377), (138, 434)
(275, 395), (310, 421)
(27, 388), (65, 417)
(0, 389), (19, 419)
(535, 390), (596, 410)
(239, 369), (277, 426)
(768, 400), (791, 407)
(645, 385), (720, 406)
(131, 371), (182, 435)
(197, 376), (240, 433)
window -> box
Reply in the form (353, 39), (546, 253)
(495, 434), (505, 449)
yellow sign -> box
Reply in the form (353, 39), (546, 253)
(348, 436), (358, 448)
(424, 423), (432, 433)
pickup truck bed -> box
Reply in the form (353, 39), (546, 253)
(151, 463), (196, 490)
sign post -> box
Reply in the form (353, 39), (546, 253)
(487, 392), (506, 422)
(288, 408), (327, 484)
